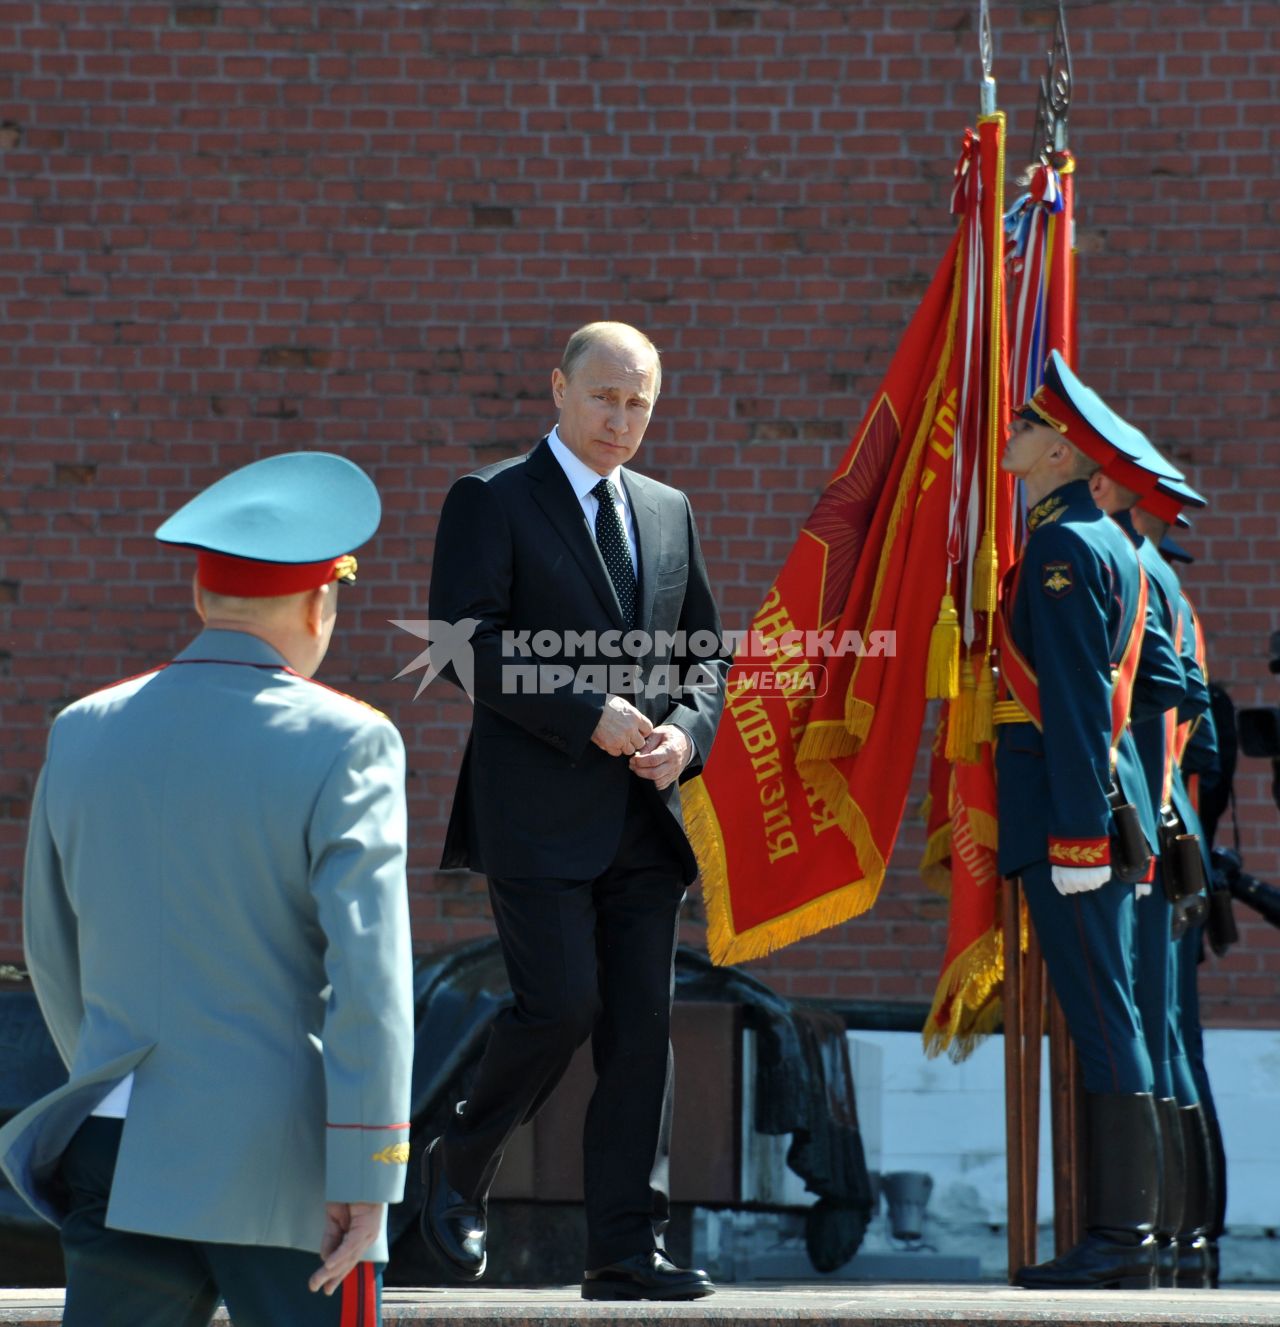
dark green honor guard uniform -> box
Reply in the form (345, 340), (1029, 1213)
(0, 453), (413, 1327)
(1135, 479), (1224, 1289)
(995, 352), (1184, 1291)
(1099, 474), (1204, 1287)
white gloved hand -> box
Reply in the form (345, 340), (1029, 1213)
(1135, 881), (1153, 899)
(1051, 864), (1112, 895)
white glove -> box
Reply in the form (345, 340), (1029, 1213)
(1051, 864), (1112, 895)
(1135, 881), (1153, 899)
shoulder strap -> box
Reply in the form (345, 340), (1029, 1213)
(996, 555), (1147, 755)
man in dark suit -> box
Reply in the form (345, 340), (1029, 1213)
(423, 322), (728, 1301)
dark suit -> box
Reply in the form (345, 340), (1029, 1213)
(428, 437), (728, 1267)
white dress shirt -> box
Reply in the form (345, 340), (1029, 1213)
(546, 427), (639, 577)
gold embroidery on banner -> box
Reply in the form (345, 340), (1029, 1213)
(371, 1142), (410, 1165)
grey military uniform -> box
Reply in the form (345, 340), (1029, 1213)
(0, 627), (413, 1263)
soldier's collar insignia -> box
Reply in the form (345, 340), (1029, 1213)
(1028, 494), (1066, 531)
(1042, 561), (1074, 596)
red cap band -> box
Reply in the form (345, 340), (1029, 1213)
(1025, 384), (1117, 469)
(1136, 488), (1185, 524)
(196, 551), (356, 597)
(1100, 453), (1162, 499)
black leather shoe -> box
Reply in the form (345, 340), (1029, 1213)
(582, 1250), (715, 1301)
(419, 1137), (486, 1280)
(1013, 1232), (1157, 1290)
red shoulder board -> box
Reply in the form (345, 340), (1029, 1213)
(290, 670), (389, 721)
(82, 663), (169, 699)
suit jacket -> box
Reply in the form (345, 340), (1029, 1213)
(0, 629), (413, 1261)
(995, 480), (1184, 878)
(429, 437), (729, 882)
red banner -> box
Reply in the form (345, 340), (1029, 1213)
(921, 113), (1015, 1057)
(686, 138), (980, 964)
(921, 141), (1078, 1058)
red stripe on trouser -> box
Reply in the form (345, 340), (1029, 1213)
(339, 1265), (357, 1327)
(340, 1260), (376, 1326)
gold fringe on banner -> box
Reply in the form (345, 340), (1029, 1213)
(969, 804), (999, 850)
(920, 825), (953, 897)
(794, 717), (859, 764)
(919, 789), (952, 896)
(922, 926), (1006, 1061)
(946, 660), (978, 762)
(925, 592), (961, 700)
(687, 770), (887, 967)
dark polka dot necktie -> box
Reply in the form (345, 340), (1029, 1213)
(591, 477), (638, 627)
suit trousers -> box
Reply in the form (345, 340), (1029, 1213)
(442, 778), (686, 1269)
(58, 1118), (380, 1327)
(1021, 861), (1154, 1095)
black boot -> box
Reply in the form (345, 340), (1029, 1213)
(1176, 1103), (1214, 1289)
(1014, 1093), (1158, 1290)
(1154, 1097), (1184, 1289)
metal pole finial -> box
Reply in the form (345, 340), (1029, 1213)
(1028, 0), (1073, 162)
(979, 0), (997, 115)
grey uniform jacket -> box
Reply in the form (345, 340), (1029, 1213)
(0, 628), (413, 1261)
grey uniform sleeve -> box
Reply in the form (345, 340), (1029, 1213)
(308, 717), (414, 1204)
(23, 732), (84, 1069)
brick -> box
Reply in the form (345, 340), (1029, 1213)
(0, 1), (1275, 1025)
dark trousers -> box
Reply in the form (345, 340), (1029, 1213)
(1179, 924), (1227, 1234)
(1133, 882), (1175, 1100)
(58, 1117), (380, 1327)
(1021, 861), (1153, 1095)
(443, 781), (686, 1269)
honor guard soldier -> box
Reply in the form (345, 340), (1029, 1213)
(1133, 482), (1224, 1289)
(0, 453), (414, 1327)
(1089, 451), (1212, 1288)
(996, 351), (1184, 1290)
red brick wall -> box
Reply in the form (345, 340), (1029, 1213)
(3, 2), (1278, 1024)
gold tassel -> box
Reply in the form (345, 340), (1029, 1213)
(925, 592), (961, 700)
(973, 659), (996, 745)
(946, 660), (978, 762)
(973, 529), (999, 617)
(921, 926), (1006, 1061)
